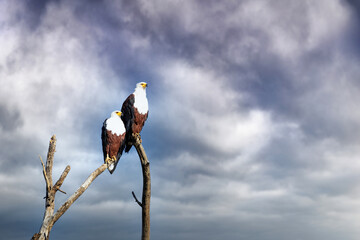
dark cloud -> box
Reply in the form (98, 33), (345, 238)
(0, 134), (46, 173)
(0, 103), (23, 132)
(346, 0), (360, 17)
(2, 0), (360, 240)
(24, 0), (49, 29)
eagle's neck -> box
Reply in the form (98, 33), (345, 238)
(134, 87), (146, 97)
(133, 88), (148, 114)
(106, 116), (125, 136)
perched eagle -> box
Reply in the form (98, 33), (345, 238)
(101, 110), (126, 174)
(121, 82), (149, 152)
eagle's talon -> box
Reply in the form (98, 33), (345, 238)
(105, 156), (111, 165)
(132, 133), (142, 143)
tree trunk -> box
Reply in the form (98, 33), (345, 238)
(133, 135), (151, 240)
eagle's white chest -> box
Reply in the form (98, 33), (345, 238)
(134, 91), (148, 114)
(106, 117), (125, 136)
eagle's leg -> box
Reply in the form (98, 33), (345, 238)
(105, 154), (112, 165)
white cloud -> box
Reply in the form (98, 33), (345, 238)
(2, 0), (360, 239)
(155, 61), (274, 156)
(0, 1), (127, 158)
(0, 0), (130, 224)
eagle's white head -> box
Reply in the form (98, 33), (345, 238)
(135, 82), (147, 90)
(107, 110), (125, 135)
(133, 82), (148, 114)
(110, 110), (122, 118)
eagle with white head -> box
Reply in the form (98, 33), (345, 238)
(121, 82), (149, 152)
(101, 110), (126, 174)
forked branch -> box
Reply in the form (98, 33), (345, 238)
(50, 163), (107, 228)
(32, 135), (107, 240)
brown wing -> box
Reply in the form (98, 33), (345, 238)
(124, 108), (148, 153)
(101, 120), (109, 160)
(121, 94), (135, 153)
(121, 94), (135, 136)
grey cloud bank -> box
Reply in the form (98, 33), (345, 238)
(1, 0), (360, 239)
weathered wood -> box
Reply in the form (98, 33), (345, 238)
(50, 163), (107, 228)
(39, 156), (50, 193)
(133, 134), (151, 240)
(32, 136), (107, 240)
(36, 135), (57, 240)
(53, 165), (71, 194)
(46, 135), (56, 188)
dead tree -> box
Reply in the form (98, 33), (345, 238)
(132, 134), (151, 240)
(31, 135), (107, 240)
(31, 134), (151, 240)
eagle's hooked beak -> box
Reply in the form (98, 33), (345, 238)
(116, 111), (122, 116)
(142, 82), (147, 88)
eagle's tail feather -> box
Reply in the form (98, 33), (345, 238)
(125, 144), (132, 153)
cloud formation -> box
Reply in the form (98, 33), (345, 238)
(1, 0), (360, 239)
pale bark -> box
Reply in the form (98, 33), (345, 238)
(50, 163), (107, 228)
(133, 134), (151, 240)
(32, 136), (107, 240)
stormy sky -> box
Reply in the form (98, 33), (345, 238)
(1, 0), (360, 239)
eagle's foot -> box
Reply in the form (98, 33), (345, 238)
(105, 156), (117, 173)
(132, 133), (142, 143)
(105, 156), (112, 165)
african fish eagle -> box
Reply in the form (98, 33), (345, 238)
(121, 82), (149, 152)
(101, 110), (126, 174)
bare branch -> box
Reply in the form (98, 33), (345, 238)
(33, 136), (108, 240)
(45, 135), (56, 188)
(39, 156), (50, 193)
(50, 163), (107, 228)
(132, 191), (143, 207)
(56, 188), (67, 194)
(53, 165), (71, 194)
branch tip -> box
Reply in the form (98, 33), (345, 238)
(57, 188), (67, 194)
(132, 191), (143, 207)
(39, 155), (51, 192)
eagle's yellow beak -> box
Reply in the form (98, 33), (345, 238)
(141, 82), (147, 88)
(116, 111), (122, 116)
